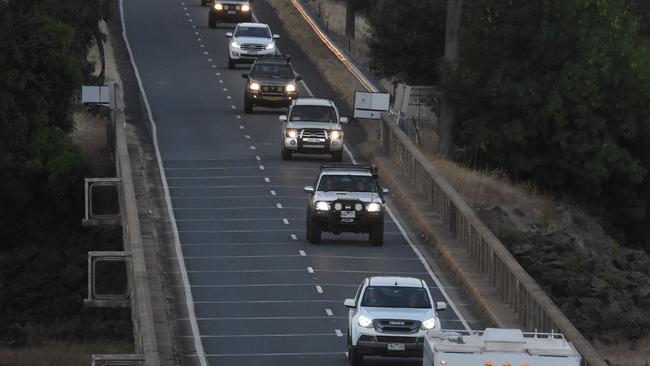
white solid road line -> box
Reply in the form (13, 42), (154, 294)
(118, 0), (207, 365)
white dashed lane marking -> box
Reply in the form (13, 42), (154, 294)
(325, 309), (333, 316)
(299, 250), (306, 256)
(270, 190), (277, 196)
(291, 234), (298, 240)
(335, 329), (343, 337)
(283, 218), (290, 225)
(276, 203), (283, 208)
(307, 266), (314, 273)
(316, 286), (323, 294)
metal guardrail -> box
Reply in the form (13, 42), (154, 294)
(113, 103), (161, 365)
(379, 114), (607, 366)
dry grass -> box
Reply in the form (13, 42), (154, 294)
(0, 341), (132, 366)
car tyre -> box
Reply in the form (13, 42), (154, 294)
(308, 217), (321, 244)
(281, 147), (292, 160)
(228, 56), (236, 69)
(208, 12), (217, 28)
(244, 97), (253, 113)
(369, 221), (384, 246)
(347, 333), (363, 366)
(332, 150), (343, 162)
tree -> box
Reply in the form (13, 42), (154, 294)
(365, 0), (446, 85)
(445, 0), (650, 248)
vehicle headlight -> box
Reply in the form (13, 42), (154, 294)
(285, 83), (296, 93)
(329, 130), (342, 140)
(266, 43), (275, 50)
(366, 202), (381, 212)
(214, 3), (223, 10)
(315, 201), (330, 211)
(354, 203), (363, 211)
(334, 203), (342, 211)
(231, 41), (241, 49)
(287, 129), (298, 138)
(358, 315), (373, 328)
(421, 318), (436, 330)
(241, 4), (250, 11)
(249, 82), (260, 91)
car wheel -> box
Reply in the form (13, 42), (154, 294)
(228, 56), (235, 69)
(281, 147), (292, 160)
(244, 97), (253, 113)
(347, 334), (363, 366)
(208, 13), (217, 28)
(308, 218), (321, 244)
(370, 221), (384, 246)
(332, 150), (343, 162)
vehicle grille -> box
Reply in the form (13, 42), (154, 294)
(300, 129), (327, 139)
(241, 44), (266, 51)
(261, 85), (284, 94)
(373, 319), (421, 333)
(375, 336), (421, 344)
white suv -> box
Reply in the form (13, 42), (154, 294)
(225, 23), (279, 69)
(280, 98), (348, 161)
(344, 276), (447, 365)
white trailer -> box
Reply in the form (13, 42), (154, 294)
(423, 328), (581, 366)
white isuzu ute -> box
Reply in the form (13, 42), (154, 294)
(423, 328), (581, 366)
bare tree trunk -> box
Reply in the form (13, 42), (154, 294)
(438, 0), (463, 159)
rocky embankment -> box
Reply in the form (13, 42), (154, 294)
(479, 206), (650, 344)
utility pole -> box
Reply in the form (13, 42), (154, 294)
(345, 1), (356, 42)
(438, 0), (463, 159)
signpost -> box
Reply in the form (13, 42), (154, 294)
(353, 91), (390, 120)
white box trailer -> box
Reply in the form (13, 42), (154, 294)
(423, 328), (581, 366)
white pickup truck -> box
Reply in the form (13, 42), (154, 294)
(423, 328), (581, 366)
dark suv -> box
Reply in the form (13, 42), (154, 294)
(242, 55), (301, 113)
(304, 164), (388, 245)
(207, 0), (253, 28)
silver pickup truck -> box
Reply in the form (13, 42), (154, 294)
(280, 98), (348, 161)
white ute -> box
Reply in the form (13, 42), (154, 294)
(345, 276), (447, 365)
(423, 328), (581, 366)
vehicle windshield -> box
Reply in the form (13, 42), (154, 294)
(235, 26), (271, 38)
(361, 286), (431, 309)
(289, 106), (336, 123)
(317, 175), (376, 192)
(251, 64), (294, 79)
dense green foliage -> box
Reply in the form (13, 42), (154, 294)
(364, 0), (446, 84)
(0, 0), (129, 345)
(444, 0), (650, 250)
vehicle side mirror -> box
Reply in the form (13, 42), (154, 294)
(436, 302), (447, 311)
(295, 75), (303, 81)
(225, 32), (233, 38)
(273, 34), (280, 39)
(242, 74), (249, 79)
(279, 115), (288, 122)
(344, 298), (356, 308)
(339, 117), (349, 124)
(382, 188), (389, 194)
(304, 186), (315, 194)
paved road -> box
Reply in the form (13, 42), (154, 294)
(121, 0), (472, 365)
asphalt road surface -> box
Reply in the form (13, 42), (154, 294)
(121, 0), (472, 365)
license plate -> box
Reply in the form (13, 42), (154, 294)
(341, 211), (356, 219)
(228, 10), (236, 14)
(303, 138), (324, 143)
(387, 343), (405, 351)
(247, 51), (258, 55)
(265, 96), (280, 101)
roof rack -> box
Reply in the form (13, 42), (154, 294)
(320, 163), (378, 177)
(256, 54), (291, 63)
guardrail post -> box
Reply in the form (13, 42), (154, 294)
(84, 251), (130, 308)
